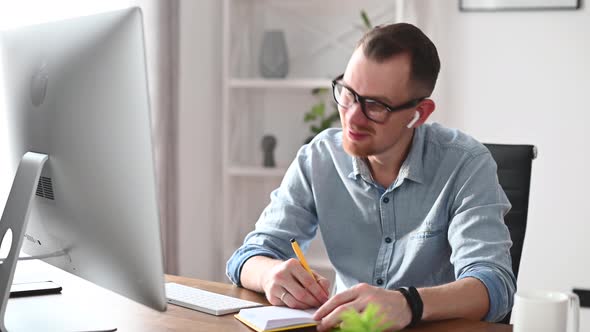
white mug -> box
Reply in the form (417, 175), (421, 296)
(512, 290), (580, 332)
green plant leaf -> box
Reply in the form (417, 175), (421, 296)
(304, 112), (317, 122)
(305, 88), (337, 140)
(360, 10), (372, 30)
(334, 303), (395, 332)
(312, 103), (325, 117)
(318, 111), (339, 130)
(312, 87), (329, 96)
(327, 110), (340, 122)
(320, 117), (334, 130)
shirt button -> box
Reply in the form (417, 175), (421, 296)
(382, 197), (390, 203)
(376, 278), (384, 285)
(385, 237), (392, 243)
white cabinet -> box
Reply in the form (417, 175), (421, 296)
(221, 0), (398, 282)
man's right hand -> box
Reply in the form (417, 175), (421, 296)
(241, 256), (331, 309)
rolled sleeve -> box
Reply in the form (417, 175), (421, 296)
(226, 245), (284, 286)
(448, 151), (516, 322)
(459, 264), (515, 322)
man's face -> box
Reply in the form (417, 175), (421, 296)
(339, 48), (419, 158)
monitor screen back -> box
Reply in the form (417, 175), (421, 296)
(0, 8), (166, 311)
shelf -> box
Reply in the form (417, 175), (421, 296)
(228, 166), (288, 177)
(229, 78), (332, 89)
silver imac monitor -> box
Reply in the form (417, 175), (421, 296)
(0, 7), (166, 317)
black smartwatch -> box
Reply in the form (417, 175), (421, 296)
(397, 286), (423, 328)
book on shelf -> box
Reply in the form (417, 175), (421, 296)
(234, 306), (318, 332)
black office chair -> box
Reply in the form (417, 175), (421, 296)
(484, 143), (536, 324)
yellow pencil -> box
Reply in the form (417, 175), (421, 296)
(290, 238), (317, 281)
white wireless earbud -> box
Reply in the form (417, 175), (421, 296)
(406, 111), (420, 128)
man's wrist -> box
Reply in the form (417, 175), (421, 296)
(257, 257), (283, 292)
(397, 286), (423, 328)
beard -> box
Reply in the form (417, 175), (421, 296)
(341, 123), (378, 157)
(342, 135), (377, 157)
(341, 126), (412, 159)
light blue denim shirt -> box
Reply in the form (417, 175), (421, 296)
(226, 123), (516, 322)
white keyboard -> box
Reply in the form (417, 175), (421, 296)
(165, 282), (263, 316)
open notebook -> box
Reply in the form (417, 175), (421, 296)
(234, 306), (318, 332)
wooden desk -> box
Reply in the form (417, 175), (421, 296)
(6, 260), (512, 331)
(162, 275), (512, 332)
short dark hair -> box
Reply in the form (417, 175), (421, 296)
(357, 23), (440, 96)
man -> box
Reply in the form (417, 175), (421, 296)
(226, 23), (515, 331)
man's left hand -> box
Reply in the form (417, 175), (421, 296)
(313, 283), (412, 332)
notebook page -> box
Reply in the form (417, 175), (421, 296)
(238, 306), (317, 330)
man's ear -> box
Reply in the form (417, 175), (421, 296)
(414, 99), (435, 127)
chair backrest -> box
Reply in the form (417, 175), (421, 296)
(484, 144), (535, 324)
(484, 144), (536, 281)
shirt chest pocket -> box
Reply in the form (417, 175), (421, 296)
(406, 226), (448, 261)
(409, 226), (445, 242)
(402, 207), (448, 243)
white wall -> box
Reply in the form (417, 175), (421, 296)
(176, 0), (223, 280)
(415, 0), (590, 326)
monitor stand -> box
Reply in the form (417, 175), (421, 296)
(0, 152), (48, 332)
(0, 153), (118, 332)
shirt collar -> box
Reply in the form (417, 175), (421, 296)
(349, 156), (373, 182)
(347, 126), (425, 185)
(399, 126), (425, 184)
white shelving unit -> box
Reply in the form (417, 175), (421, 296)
(228, 166), (288, 178)
(230, 78), (332, 89)
(221, 0), (398, 282)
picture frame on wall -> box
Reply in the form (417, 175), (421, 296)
(460, 0), (581, 11)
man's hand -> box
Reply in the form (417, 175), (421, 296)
(260, 258), (331, 309)
(313, 283), (412, 332)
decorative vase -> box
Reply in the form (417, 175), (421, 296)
(261, 135), (277, 167)
(259, 30), (289, 78)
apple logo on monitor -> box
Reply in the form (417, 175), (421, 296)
(30, 62), (48, 107)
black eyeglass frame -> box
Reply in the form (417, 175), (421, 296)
(331, 74), (428, 124)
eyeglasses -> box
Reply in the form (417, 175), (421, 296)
(331, 74), (427, 124)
